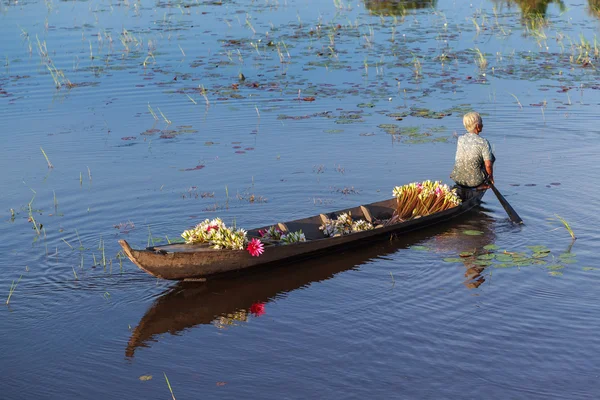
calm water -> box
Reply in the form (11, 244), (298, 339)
(2, 0), (600, 398)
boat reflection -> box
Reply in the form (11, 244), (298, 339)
(363, 0), (437, 16)
(126, 209), (496, 358)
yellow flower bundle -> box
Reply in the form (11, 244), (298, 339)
(392, 181), (461, 220)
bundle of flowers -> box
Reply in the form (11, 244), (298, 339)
(281, 230), (306, 244)
(258, 226), (285, 241)
(259, 226), (307, 244)
(392, 180), (461, 220)
(319, 212), (374, 237)
(182, 218), (265, 256)
(181, 218), (247, 250)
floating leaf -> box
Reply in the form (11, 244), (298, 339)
(139, 375), (153, 381)
(532, 252), (550, 259)
(559, 253), (576, 259)
(495, 254), (514, 262)
(462, 230), (483, 236)
(515, 260), (533, 267)
(526, 245), (550, 253)
(531, 259), (547, 265)
(410, 245), (429, 251)
(483, 244), (499, 250)
(443, 258), (464, 263)
(475, 260), (494, 266)
(549, 271), (563, 276)
(477, 254), (495, 260)
(582, 267), (596, 271)
(494, 263), (516, 268)
(560, 258), (576, 264)
(460, 251), (474, 257)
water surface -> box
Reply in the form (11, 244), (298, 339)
(1, 0), (600, 398)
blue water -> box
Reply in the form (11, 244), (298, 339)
(1, 0), (600, 398)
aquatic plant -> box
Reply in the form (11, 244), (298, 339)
(181, 218), (247, 250)
(555, 214), (576, 239)
(281, 230), (307, 244)
(259, 226), (306, 244)
(319, 212), (374, 237)
(392, 181), (461, 220)
(6, 275), (22, 305)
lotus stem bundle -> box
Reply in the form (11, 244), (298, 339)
(392, 181), (461, 220)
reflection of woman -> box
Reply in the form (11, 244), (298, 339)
(430, 211), (496, 289)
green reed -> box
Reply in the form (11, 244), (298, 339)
(555, 214), (576, 240)
(6, 275), (23, 305)
(164, 373), (176, 400)
(40, 147), (53, 168)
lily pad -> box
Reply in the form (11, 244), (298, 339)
(559, 253), (576, 259)
(527, 245), (550, 253)
(495, 254), (514, 262)
(443, 258), (464, 263)
(532, 252), (550, 258)
(549, 271), (563, 276)
(494, 263), (517, 268)
(477, 254), (495, 260)
(139, 375), (153, 381)
(462, 230), (483, 236)
(474, 260), (494, 266)
(582, 267), (596, 271)
(460, 251), (474, 257)
(560, 258), (576, 264)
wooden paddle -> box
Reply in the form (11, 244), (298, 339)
(489, 183), (523, 224)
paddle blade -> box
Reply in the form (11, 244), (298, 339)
(490, 184), (523, 224)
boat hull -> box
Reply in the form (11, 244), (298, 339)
(119, 190), (485, 280)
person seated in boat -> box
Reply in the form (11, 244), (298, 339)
(450, 111), (495, 192)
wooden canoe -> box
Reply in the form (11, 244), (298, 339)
(119, 188), (486, 280)
(125, 210), (496, 357)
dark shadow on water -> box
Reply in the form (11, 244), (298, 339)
(125, 208), (496, 359)
(363, 0), (437, 16)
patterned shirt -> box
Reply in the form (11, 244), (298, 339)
(450, 132), (495, 187)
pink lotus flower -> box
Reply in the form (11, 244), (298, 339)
(250, 302), (265, 317)
(246, 238), (264, 257)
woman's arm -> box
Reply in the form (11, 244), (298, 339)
(485, 160), (494, 184)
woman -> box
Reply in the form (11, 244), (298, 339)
(450, 112), (495, 189)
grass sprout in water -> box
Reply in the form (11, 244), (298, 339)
(555, 214), (576, 239)
(6, 275), (23, 305)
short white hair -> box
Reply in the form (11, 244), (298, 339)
(463, 112), (483, 133)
